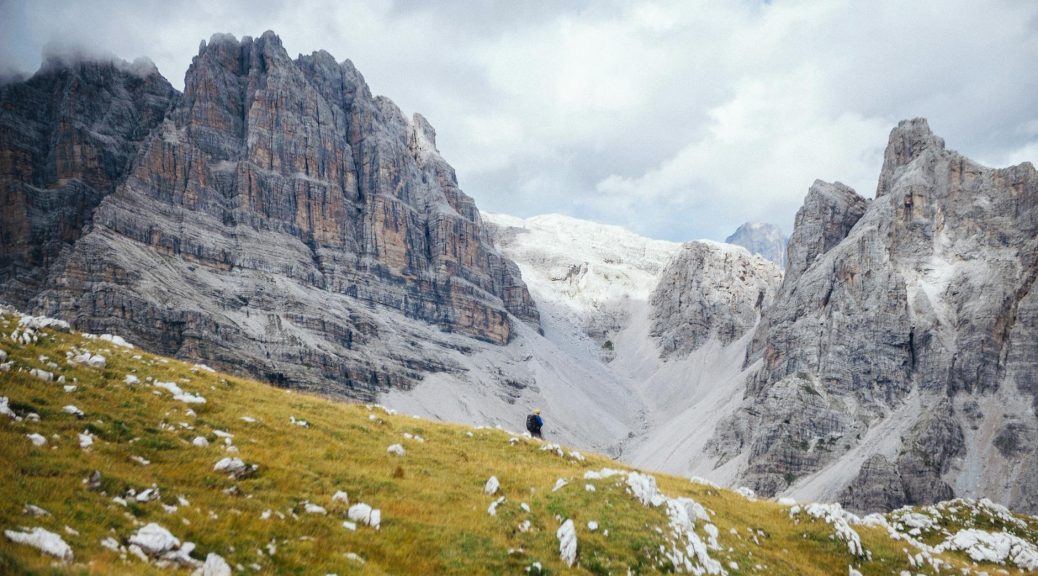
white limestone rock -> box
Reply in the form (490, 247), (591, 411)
(4, 527), (73, 561)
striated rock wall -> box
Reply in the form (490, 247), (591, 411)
(711, 118), (1038, 513)
(2, 31), (538, 398)
(0, 57), (176, 305)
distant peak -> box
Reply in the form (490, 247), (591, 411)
(729, 221), (783, 236)
(725, 221), (787, 267)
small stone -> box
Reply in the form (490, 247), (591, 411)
(484, 476), (500, 495)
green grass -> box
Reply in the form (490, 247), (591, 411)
(1, 312), (1036, 575)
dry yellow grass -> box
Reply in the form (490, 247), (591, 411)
(1, 311), (1036, 575)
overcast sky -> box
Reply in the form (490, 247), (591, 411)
(3, 0), (1036, 241)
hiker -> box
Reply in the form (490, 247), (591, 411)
(526, 408), (543, 439)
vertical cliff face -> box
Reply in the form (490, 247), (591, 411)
(2, 31), (537, 397)
(0, 57), (176, 306)
(711, 119), (1038, 513)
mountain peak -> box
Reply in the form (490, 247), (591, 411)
(877, 117), (947, 197)
(725, 222), (787, 267)
(34, 46), (161, 81)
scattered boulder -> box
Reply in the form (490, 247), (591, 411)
(174, 392), (206, 404)
(28, 368), (52, 382)
(62, 405), (84, 418)
(4, 527), (73, 561)
(302, 501), (327, 515)
(99, 334), (133, 348)
(213, 458), (245, 473)
(100, 537), (123, 553)
(0, 396), (16, 419)
(556, 519), (578, 567)
(26, 433), (46, 446)
(213, 457), (256, 479)
(197, 552), (232, 576)
(387, 444), (405, 456)
(22, 504), (50, 517)
(348, 503), (381, 529)
(18, 315), (70, 332)
(136, 487), (161, 503)
(128, 523), (179, 556)
(484, 476), (500, 495)
(488, 497), (505, 516)
(85, 470), (102, 491)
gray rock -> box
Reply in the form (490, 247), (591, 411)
(713, 118), (1038, 512)
(0, 56), (176, 306)
(725, 222), (787, 267)
(1, 31), (538, 399)
(895, 401), (962, 506)
(781, 181), (867, 285)
(651, 242), (782, 359)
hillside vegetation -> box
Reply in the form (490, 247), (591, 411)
(2, 310), (1037, 575)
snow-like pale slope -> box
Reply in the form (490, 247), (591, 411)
(484, 213), (682, 360)
(381, 213), (791, 487)
(380, 318), (643, 456)
(383, 212), (764, 480)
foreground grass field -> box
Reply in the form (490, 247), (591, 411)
(2, 310), (1037, 575)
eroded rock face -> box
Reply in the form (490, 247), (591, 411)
(650, 242), (782, 359)
(712, 118), (1038, 513)
(782, 181), (867, 285)
(0, 57), (176, 305)
(3, 31), (537, 398)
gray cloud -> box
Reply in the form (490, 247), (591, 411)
(3, 0), (1036, 241)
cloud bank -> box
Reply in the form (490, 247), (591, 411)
(3, 0), (1036, 241)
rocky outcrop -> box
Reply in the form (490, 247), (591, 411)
(725, 222), (787, 268)
(781, 182), (867, 284)
(2, 32), (538, 398)
(711, 118), (1038, 513)
(650, 242), (782, 359)
(0, 56), (176, 305)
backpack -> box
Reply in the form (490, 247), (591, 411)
(526, 414), (540, 432)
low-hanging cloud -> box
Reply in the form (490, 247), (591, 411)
(2, 0), (1036, 241)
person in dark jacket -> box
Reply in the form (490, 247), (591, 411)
(526, 409), (543, 439)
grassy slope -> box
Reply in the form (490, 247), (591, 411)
(0, 312), (1035, 575)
